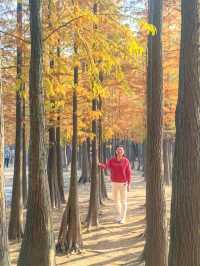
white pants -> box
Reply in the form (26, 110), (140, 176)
(112, 182), (128, 221)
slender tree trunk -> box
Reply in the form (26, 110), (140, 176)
(0, 60), (10, 266)
(98, 96), (108, 201)
(22, 89), (27, 207)
(47, 0), (62, 208)
(56, 123), (65, 203)
(17, 0), (56, 264)
(143, 140), (147, 178)
(130, 142), (136, 169)
(87, 1), (100, 228)
(79, 140), (90, 184)
(102, 142), (109, 176)
(87, 98), (99, 227)
(137, 144), (142, 170)
(62, 145), (67, 168)
(98, 70), (107, 201)
(168, 139), (173, 180)
(56, 40), (82, 253)
(102, 142), (106, 162)
(48, 127), (61, 208)
(163, 138), (170, 185)
(145, 0), (167, 265)
(87, 137), (91, 178)
(55, 45), (65, 203)
(169, 1), (200, 265)
(77, 145), (82, 170)
(66, 144), (72, 170)
(8, 0), (23, 240)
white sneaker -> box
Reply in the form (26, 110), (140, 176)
(119, 218), (126, 224)
(115, 218), (121, 223)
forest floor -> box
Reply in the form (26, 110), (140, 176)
(5, 167), (171, 266)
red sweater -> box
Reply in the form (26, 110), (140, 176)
(99, 157), (132, 184)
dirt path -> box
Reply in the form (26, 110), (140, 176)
(6, 169), (170, 266)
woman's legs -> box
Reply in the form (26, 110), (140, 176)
(119, 183), (128, 223)
(112, 182), (127, 223)
(112, 182), (121, 221)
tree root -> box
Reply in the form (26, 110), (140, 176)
(56, 242), (82, 255)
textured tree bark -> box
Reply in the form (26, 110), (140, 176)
(102, 142), (106, 162)
(137, 144), (143, 170)
(79, 140), (90, 184)
(17, 0), (56, 265)
(87, 1), (100, 228)
(8, 0), (23, 240)
(56, 40), (82, 253)
(77, 145), (82, 170)
(66, 144), (72, 170)
(168, 139), (174, 179)
(47, 0), (62, 208)
(163, 138), (170, 185)
(87, 98), (99, 227)
(87, 137), (91, 176)
(130, 142), (136, 169)
(56, 124), (65, 203)
(98, 96), (108, 202)
(0, 60), (10, 266)
(145, 0), (168, 265)
(169, 1), (200, 265)
(22, 89), (27, 207)
(48, 127), (61, 208)
(102, 142), (109, 176)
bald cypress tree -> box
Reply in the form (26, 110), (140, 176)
(56, 38), (82, 253)
(8, 0), (23, 241)
(0, 60), (10, 266)
(145, 0), (168, 265)
(17, 0), (56, 265)
(169, 1), (200, 265)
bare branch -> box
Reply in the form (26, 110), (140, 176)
(0, 30), (30, 44)
(43, 15), (86, 42)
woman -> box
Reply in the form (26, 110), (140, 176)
(98, 146), (132, 224)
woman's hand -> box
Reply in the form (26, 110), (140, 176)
(98, 162), (104, 168)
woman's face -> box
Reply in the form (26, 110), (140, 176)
(116, 147), (124, 157)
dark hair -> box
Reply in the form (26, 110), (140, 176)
(115, 145), (124, 150)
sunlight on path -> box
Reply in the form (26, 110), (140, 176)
(7, 170), (172, 266)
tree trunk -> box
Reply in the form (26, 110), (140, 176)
(47, 0), (62, 208)
(48, 127), (61, 208)
(168, 139), (173, 180)
(66, 144), (72, 170)
(145, 0), (168, 265)
(56, 124), (65, 203)
(102, 142), (109, 176)
(143, 140), (147, 178)
(87, 2), (100, 228)
(0, 62), (10, 266)
(22, 90), (27, 207)
(137, 144), (142, 170)
(8, 0), (23, 240)
(102, 142), (106, 162)
(79, 140), (90, 184)
(163, 138), (170, 185)
(87, 98), (99, 227)
(130, 142), (136, 169)
(98, 96), (108, 201)
(169, 1), (200, 265)
(87, 137), (91, 178)
(56, 40), (82, 253)
(17, 0), (56, 264)
(77, 145), (82, 170)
